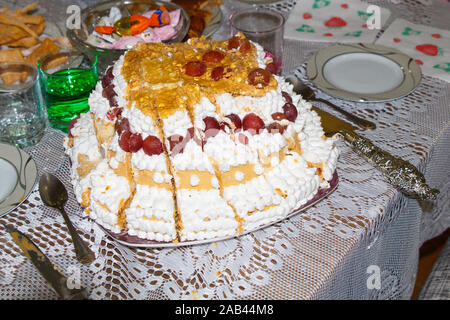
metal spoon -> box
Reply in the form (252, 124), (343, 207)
(285, 75), (376, 130)
(39, 173), (95, 264)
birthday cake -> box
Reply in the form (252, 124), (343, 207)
(64, 33), (339, 242)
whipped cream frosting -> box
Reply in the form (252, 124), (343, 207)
(125, 184), (176, 242)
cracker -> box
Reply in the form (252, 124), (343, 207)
(0, 48), (25, 62)
(35, 20), (45, 35)
(15, 2), (39, 15)
(0, 13), (38, 39)
(0, 48), (26, 84)
(0, 23), (29, 44)
(25, 38), (59, 66)
(14, 13), (45, 25)
(5, 36), (39, 48)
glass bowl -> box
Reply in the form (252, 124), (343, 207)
(67, 0), (190, 74)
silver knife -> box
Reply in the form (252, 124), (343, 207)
(6, 225), (88, 300)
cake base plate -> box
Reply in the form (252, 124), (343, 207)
(100, 171), (339, 248)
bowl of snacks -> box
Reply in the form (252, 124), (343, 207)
(67, 0), (190, 74)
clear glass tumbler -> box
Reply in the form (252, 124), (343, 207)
(230, 8), (285, 74)
(0, 62), (46, 147)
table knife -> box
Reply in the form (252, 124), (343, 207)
(312, 106), (439, 201)
(6, 225), (88, 300)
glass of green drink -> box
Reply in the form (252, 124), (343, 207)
(38, 47), (98, 133)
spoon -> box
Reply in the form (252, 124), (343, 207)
(39, 173), (95, 264)
(285, 75), (376, 130)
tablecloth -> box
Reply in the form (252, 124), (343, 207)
(0, 0), (449, 300)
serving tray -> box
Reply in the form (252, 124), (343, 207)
(100, 171), (339, 248)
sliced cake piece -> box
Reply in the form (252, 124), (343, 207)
(84, 159), (132, 233)
(238, 79), (323, 210)
(64, 111), (131, 232)
(120, 102), (178, 242)
(156, 90), (238, 241)
(297, 105), (339, 187)
(195, 94), (290, 233)
(65, 114), (131, 233)
(64, 112), (102, 210)
(89, 55), (129, 156)
(89, 80), (116, 154)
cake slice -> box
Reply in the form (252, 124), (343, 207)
(64, 112), (131, 232)
(120, 102), (178, 242)
(63, 112), (102, 209)
(89, 55), (129, 156)
(155, 87), (238, 241)
(82, 158), (132, 233)
(194, 92), (292, 233)
(297, 104), (339, 187)
(233, 77), (324, 210)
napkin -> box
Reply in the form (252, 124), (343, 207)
(284, 0), (391, 43)
(375, 18), (450, 82)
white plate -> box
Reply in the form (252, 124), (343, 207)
(0, 143), (38, 218)
(307, 43), (422, 102)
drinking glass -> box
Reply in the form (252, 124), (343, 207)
(230, 8), (285, 74)
(38, 47), (98, 133)
(0, 62), (46, 147)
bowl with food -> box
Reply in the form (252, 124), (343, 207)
(67, 0), (190, 74)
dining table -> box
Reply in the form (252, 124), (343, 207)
(0, 0), (449, 300)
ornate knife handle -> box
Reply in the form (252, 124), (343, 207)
(337, 130), (439, 200)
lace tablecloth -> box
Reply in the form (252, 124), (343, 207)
(0, 0), (449, 300)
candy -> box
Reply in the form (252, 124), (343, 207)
(271, 112), (287, 121)
(148, 6), (170, 27)
(95, 26), (116, 35)
(130, 15), (152, 35)
(228, 36), (251, 53)
(281, 91), (292, 104)
(266, 122), (285, 135)
(128, 132), (143, 153)
(168, 134), (185, 154)
(115, 117), (130, 136)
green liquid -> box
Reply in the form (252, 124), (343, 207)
(44, 68), (98, 132)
